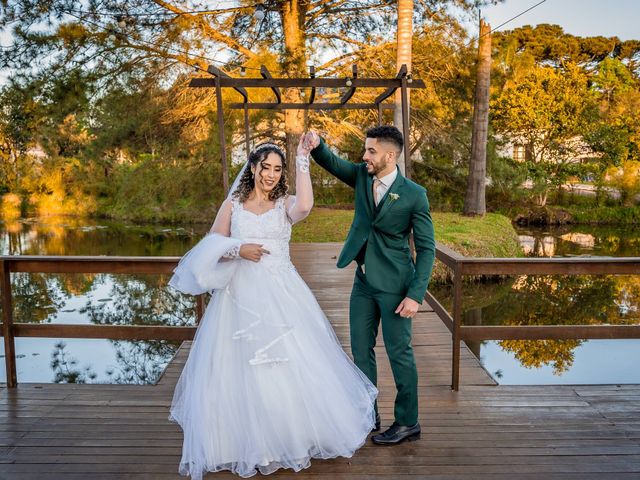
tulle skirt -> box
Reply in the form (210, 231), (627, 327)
(169, 258), (378, 479)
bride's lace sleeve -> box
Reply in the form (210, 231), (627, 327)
(210, 198), (233, 236)
(211, 198), (242, 259)
(286, 154), (314, 224)
(222, 244), (241, 259)
(168, 199), (244, 294)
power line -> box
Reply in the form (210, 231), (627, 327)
(415, 0), (550, 72)
(490, 0), (548, 35)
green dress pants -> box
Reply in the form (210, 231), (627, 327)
(349, 267), (418, 426)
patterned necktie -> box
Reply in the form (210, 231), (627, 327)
(372, 178), (382, 206)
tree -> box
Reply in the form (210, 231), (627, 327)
(0, 80), (46, 189)
(491, 64), (594, 206)
(463, 18), (491, 216)
(604, 160), (640, 206)
(490, 26), (640, 207)
(394, 0), (413, 175)
(492, 24), (640, 70)
(585, 57), (640, 199)
(1, 1), (485, 184)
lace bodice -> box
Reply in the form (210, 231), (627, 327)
(230, 197), (293, 271)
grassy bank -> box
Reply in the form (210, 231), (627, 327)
(562, 205), (640, 224)
(292, 209), (522, 282)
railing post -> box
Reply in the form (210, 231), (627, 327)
(1, 260), (17, 388)
(195, 294), (205, 325)
(451, 263), (462, 391)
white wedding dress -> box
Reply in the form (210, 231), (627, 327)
(169, 197), (378, 479)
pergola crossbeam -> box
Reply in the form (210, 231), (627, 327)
(189, 77), (425, 89)
(228, 102), (397, 110)
(260, 65), (281, 103)
(340, 64), (358, 104)
(191, 63), (423, 192)
(206, 65), (249, 103)
(374, 64), (408, 105)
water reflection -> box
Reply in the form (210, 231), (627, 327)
(518, 235), (557, 257)
(432, 273), (640, 377)
(51, 341), (98, 383)
(0, 216), (205, 257)
(1, 337), (180, 384)
(2, 271), (194, 384)
(431, 223), (640, 383)
(516, 224), (640, 257)
(481, 339), (640, 385)
(48, 338), (181, 385)
(0, 215), (206, 384)
(3, 217), (640, 384)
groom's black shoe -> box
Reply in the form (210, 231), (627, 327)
(371, 422), (420, 445)
(372, 413), (381, 432)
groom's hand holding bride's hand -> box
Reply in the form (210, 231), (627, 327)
(297, 131), (320, 156)
(395, 297), (420, 319)
(239, 244), (270, 262)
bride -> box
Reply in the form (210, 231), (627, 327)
(168, 138), (378, 479)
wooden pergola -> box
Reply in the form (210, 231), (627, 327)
(189, 64), (426, 192)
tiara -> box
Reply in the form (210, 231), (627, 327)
(254, 142), (283, 152)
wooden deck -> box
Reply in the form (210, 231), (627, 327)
(2, 243), (640, 479)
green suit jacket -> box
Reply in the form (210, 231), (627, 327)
(311, 139), (436, 303)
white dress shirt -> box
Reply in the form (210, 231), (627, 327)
(373, 168), (398, 206)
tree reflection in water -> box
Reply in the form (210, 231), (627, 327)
(433, 274), (640, 375)
(11, 272), (65, 323)
(51, 341), (98, 384)
(494, 275), (640, 374)
(1, 216), (206, 384)
(4, 218), (640, 382)
(37, 273), (197, 384)
(77, 274), (196, 384)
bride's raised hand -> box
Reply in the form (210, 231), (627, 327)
(239, 243), (270, 262)
(297, 131), (320, 156)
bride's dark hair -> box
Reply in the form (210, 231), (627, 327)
(233, 144), (289, 203)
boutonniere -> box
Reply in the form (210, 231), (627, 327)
(389, 193), (400, 202)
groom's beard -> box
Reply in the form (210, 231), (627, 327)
(366, 159), (390, 176)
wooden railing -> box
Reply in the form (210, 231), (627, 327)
(3, 250), (640, 391)
(0, 256), (205, 388)
(424, 243), (640, 391)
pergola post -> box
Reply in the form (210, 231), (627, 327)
(244, 104), (250, 158)
(214, 74), (229, 195)
(400, 67), (412, 180)
(191, 65), (425, 189)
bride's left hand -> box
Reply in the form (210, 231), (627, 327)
(297, 131), (319, 156)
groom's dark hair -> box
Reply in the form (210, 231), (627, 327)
(365, 125), (404, 153)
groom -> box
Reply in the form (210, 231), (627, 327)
(300, 126), (435, 445)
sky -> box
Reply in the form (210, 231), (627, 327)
(479, 0), (640, 41)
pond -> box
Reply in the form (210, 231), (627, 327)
(1, 217), (639, 385)
(0, 216), (209, 384)
(431, 224), (640, 385)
